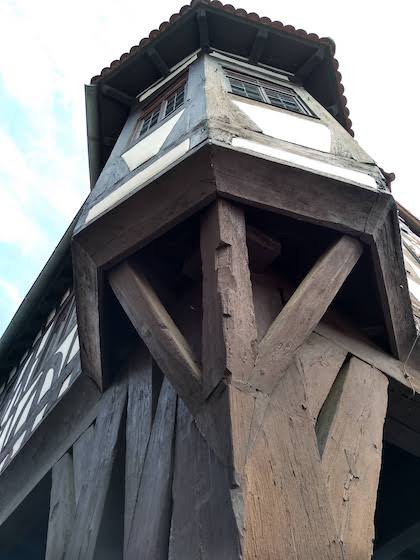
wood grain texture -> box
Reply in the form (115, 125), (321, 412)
(109, 260), (202, 413)
(296, 332), (347, 422)
(73, 425), (95, 507)
(318, 357), (388, 558)
(315, 321), (420, 393)
(65, 380), (127, 560)
(124, 346), (153, 552)
(370, 204), (417, 360)
(169, 399), (241, 560)
(125, 377), (177, 560)
(250, 235), (363, 394)
(46, 452), (75, 560)
(244, 361), (342, 559)
(201, 199), (258, 396)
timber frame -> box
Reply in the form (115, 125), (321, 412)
(73, 142), (417, 392)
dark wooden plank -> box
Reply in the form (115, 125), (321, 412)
(147, 47), (170, 77)
(72, 240), (106, 391)
(0, 374), (100, 526)
(124, 345), (153, 552)
(246, 225), (282, 273)
(73, 425), (95, 507)
(370, 203), (417, 360)
(249, 29), (268, 64)
(65, 380), (127, 560)
(250, 235), (363, 394)
(46, 452), (76, 560)
(200, 199), (258, 396)
(109, 260), (202, 413)
(125, 377), (177, 560)
(244, 361), (342, 558)
(318, 357), (388, 558)
(169, 399), (241, 559)
(196, 9), (210, 52)
(213, 146), (380, 235)
(294, 46), (325, 82)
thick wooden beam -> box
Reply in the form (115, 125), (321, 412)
(244, 361), (343, 558)
(124, 346), (153, 552)
(109, 260), (202, 413)
(246, 225), (282, 272)
(65, 380), (127, 560)
(250, 235), (363, 394)
(249, 29), (268, 64)
(318, 357), (388, 558)
(101, 84), (134, 107)
(72, 425), (95, 507)
(125, 377), (177, 559)
(200, 199), (258, 396)
(169, 399), (241, 559)
(196, 9), (210, 52)
(46, 453), (75, 560)
(147, 47), (170, 77)
(294, 46), (325, 82)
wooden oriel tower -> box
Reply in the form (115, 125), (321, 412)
(1, 2), (420, 558)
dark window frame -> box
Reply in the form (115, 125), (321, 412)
(225, 69), (314, 118)
(132, 75), (187, 143)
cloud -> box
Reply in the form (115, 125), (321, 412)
(0, 278), (22, 309)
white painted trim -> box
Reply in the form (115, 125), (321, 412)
(210, 50), (292, 82)
(231, 137), (378, 190)
(86, 139), (191, 223)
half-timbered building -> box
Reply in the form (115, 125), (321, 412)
(0, 1), (420, 558)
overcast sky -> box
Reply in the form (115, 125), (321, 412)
(0, 0), (419, 335)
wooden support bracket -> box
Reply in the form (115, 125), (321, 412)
(109, 260), (203, 413)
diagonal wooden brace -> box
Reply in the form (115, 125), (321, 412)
(250, 235), (363, 394)
(109, 260), (203, 414)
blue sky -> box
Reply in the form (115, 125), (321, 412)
(1, 0), (419, 336)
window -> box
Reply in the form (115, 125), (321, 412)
(134, 79), (186, 141)
(226, 69), (313, 117)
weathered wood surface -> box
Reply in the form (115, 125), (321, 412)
(251, 273), (283, 341)
(246, 225), (282, 272)
(72, 240), (106, 391)
(109, 260), (202, 413)
(46, 452), (75, 560)
(125, 377), (177, 560)
(250, 235), (363, 394)
(73, 424), (95, 507)
(370, 204), (417, 360)
(244, 361), (343, 559)
(65, 380), (127, 560)
(0, 374), (100, 526)
(315, 320), (420, 393)
(318, 357), (388, 558)
(296, 332), (347, 422)
(124, 346), (153, 552)
(169, 400), (241, 560)
(201, 199), (258, 395)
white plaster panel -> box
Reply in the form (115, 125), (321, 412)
(86, 139), (191, 223)
(232, 99), (331, 153)
(122, 110), (185, 171)
(232, 137), (378, 189)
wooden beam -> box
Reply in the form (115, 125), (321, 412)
(109, 260), (203, 413)
(65, 380), (127, 560)
(249, 29), (268, 64)
(147, 47), (170, 77)
(101, 84), (134, 107)
(250, 235), (363, 394)
(315, 320), (420, 393)
(196, 9), (210, 52)
(318, 357), (388, 558)
(244, 361), (343, 558)
(200, 199), (258, 396)
(124, 346), (153, 552)
(294, 46), (325, 82)
(125, 377), (177, 559)
(72, 426), (95, 507)
(246, 225), (282, 272)
(46, 453), (75, 560)
(375, 520), (420, 560)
